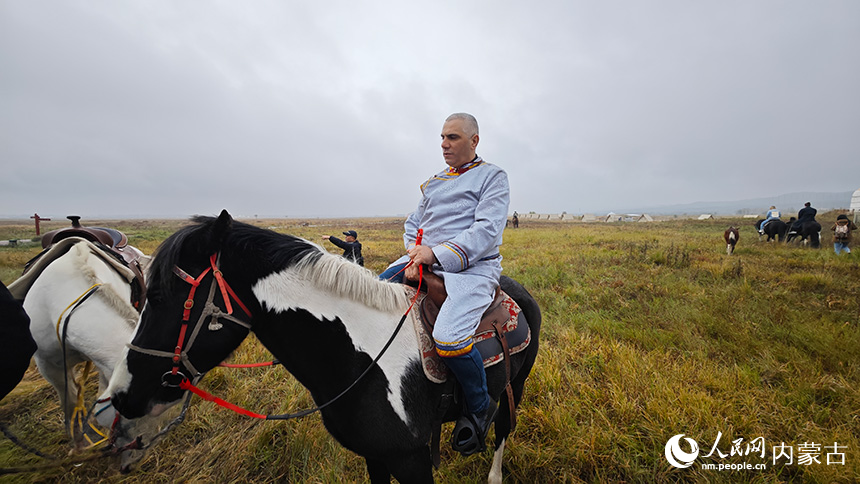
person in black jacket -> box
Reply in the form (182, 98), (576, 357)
(791, 201), (817, 232)
(322, 230), (364, 266)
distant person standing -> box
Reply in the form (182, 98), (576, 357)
(831, 214), (857, 254)
(322, 230), (364, 266)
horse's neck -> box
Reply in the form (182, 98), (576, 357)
(26, 245), (138, 378)
(250, 257), (408, 324)
(39, 243), (132, 303)
(249, 295), (418, 427)
(252, 273), (412, 355)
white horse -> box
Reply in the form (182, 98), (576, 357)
(10, 238), (148, 446)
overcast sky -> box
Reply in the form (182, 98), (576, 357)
(2, 1), (858, 219)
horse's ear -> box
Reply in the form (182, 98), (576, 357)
(212, 210), (233, 246)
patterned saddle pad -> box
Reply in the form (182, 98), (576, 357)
(403, 286), (531, 384)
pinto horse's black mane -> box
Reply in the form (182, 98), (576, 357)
(150, 216), (322, 294)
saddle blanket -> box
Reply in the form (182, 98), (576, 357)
(7, 237), (140, 301)
(404, 286), (531, 384)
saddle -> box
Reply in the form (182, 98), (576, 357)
(405, 269), (530, 467)
(29, 216), (147, 310)
(41, 216), (132, 257)
(416, 276), (530, 373)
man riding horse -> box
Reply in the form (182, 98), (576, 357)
(790, 201), (817, 233)
(379, 112), (508, 455)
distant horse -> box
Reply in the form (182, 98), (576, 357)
(786, 218), (822, 248)
(723, 227), (739, 255)
(0, 281), (37, 401)
(9, 237), (148, 448)
(107, 210), (542, 484)
(755, 219), (787, 242)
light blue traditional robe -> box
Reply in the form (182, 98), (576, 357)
(389, 157), (510, 355)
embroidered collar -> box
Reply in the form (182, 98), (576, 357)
(447, 157), (483, 175)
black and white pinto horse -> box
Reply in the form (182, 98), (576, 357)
(107, 210), (541, 483)
(786, 218), (822, 248)
(755, 219), (787, 242)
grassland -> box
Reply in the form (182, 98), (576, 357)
(1, 214), (858, 483)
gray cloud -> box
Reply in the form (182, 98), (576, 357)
(2, 0), (858, 218)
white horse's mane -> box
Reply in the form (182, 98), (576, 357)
(71, 243), (140, 325)
(291, 249), (407, 314)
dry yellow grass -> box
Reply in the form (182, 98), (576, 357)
(1, 214), (859, 483)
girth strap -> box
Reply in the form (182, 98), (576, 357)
(492, 319), (517, 432)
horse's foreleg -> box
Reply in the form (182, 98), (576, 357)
(488, 438), (506, 484)
(383, 448), (434, 484)
(365, 457), (390, 483)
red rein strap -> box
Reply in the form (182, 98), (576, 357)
(179, 379), (266, 419)
(402, 228), (424, 313)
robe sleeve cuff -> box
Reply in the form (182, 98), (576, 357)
(432, 242), (468, 273)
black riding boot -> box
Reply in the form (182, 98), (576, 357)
(443, 347), (498, 455)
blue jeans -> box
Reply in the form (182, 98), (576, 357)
(378, 262), (408, 283)
(442, 346), (490, 414)
(834, 242), (851, 254)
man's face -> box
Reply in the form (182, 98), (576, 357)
(345, 235), (356, 242)
(441, 119), (479, 169)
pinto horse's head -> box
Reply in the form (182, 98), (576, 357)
(109, 210), (255, 419)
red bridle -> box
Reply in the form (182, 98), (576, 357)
(127, 252), (253, 387)
(173, 253), (252, 323)
(167, 253), (252, 382)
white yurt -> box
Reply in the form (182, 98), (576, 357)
(851, 187), (860, 223)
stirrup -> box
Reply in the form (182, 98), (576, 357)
(451, 416), (481, 455)
(450, 400), (498, 456)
